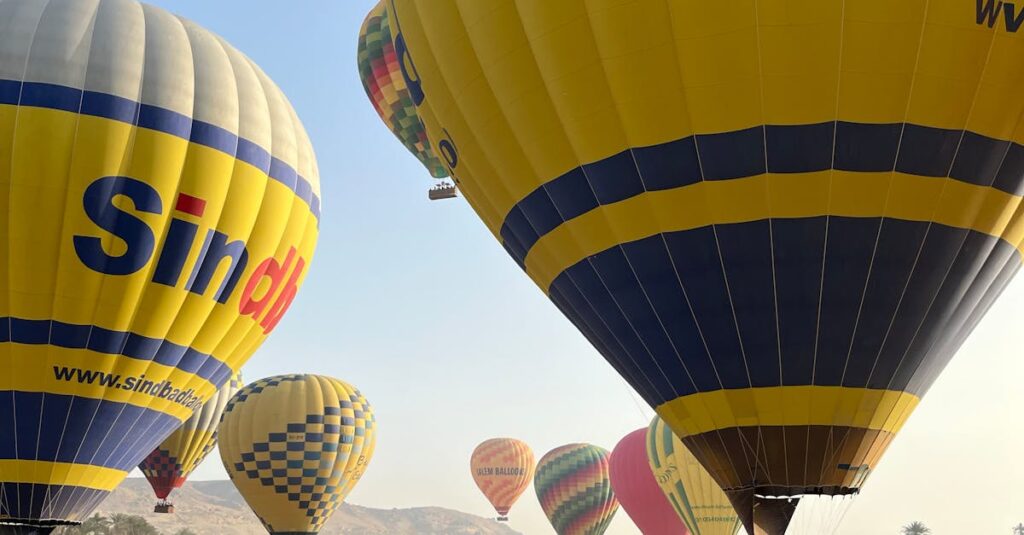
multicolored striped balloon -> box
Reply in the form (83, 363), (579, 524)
(139, 372), (244, 509)
(470, 438), (535, 521)
(534, 444), (618, 535)
(357, 0), (447, 179)
(646, 417), (741, 535)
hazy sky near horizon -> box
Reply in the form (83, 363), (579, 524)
(135, 2), (1024, 534)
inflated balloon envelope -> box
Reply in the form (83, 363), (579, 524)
(385, 0), (1024, 532)
(0, 0), (319, 531)
(139, 372), (245, 513)
(219, 374), (377, 535)
(470, 438), (535, 522)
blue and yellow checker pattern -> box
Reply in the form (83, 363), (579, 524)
(0, 0), (319, 527)
(388, 0), (1024, 503)
(219, 375), (376, 534)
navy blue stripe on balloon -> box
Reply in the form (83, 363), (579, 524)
(0, 482), (110, 525)
(0, 317), (231, 386)
(499, 122), (1024, 267)
(0, 390), (183, 472)
(547, 217), (1020, 407)
(0, 79), (320, 222)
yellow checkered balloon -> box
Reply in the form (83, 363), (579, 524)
(219, 375), (376, 534)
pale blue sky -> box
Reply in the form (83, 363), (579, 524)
(135, 2), (1024, 534)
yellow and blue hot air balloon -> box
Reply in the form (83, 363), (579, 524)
(646, 417), (742, 535)
(0, 0), (320, 531)
(218, 375), (376, 535)
(383, 0), (1024, 531)
(139, 372), (244, 513)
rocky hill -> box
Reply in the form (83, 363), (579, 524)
(89, 478), (521, 535)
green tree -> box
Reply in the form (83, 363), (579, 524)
(55, 513), (112, 535)
(108, 514), (160, 535)
(901, 521), (931, 535)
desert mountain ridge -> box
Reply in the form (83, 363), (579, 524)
(87, 478), (522, 535)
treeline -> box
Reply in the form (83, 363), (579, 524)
(53, 513), (196, 535)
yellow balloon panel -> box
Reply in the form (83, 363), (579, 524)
(219, 375), (376, 534)
(647, 417), (741, 535)
(0, 0), (320, 527)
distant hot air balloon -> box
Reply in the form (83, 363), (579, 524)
(139, 372), (244, 513)
(383, 1), (1024, 531)
(647, 417), (743, 535)
(535, 444), (618, 535)
(470, 438), (535, 522)
(357, 0), (456, 200)
(218, 375), (376, 535)
(0, 0), (319, 531)
(609, 429), (689, 535)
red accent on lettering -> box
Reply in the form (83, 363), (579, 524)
(259, 256), (305, 333)
(239, 247), (297, 317)
(175, 193), (206, 217)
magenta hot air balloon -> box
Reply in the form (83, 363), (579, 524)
(610, 429), (690, 535)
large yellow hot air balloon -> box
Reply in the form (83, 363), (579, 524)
(218, 375), (376, 535)
(647, 417), (742, 535)
(0, 0), (319, 531)
(383, 0), (1024, 531)
(470, 438), (534, 521)
(139, 372), (244, 513)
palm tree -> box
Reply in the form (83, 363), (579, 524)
(901, 521), (931, 535)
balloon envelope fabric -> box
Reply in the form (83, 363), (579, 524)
(218, 375), (376, 534)
(647, 417), (741, 535)
(0, 0), (319, 528)
(139, 372), (244, 504)
(534, 443), (618, 535)
(357, 0), (448, 179)
(386, 0), (1024, 526)
(470, 438), (535, 520)
(609, 429), (689, 535)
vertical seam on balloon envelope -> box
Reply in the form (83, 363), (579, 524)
(807, 0), (850, 496)
(226, 73), (316, 375)
(855, 14), (1006, 492)
(395, 0), (509, 233)
(749, 0), (782, 492)
(656, 2), (755, 499)
(81, 11), (197, 489)
(140, 31), (263, 468)
(2, 0), (52, 521)
(680, 13), (763, 493)
(580, 0), (719, 427)
(828, 0), (935, 495)
(29, 0), (105, 521)
(491, 0), (669, 404)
